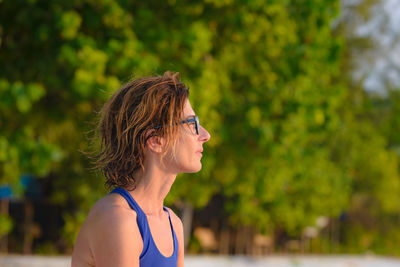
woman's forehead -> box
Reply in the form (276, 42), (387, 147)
(183, 99), (195, 117)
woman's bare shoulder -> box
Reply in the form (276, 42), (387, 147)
(86, 193), (141, 238)
(88, 193), (136, 221)
(72, 193), (143, 267)
(91, 194), (142, 263)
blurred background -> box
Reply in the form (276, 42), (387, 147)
(1, 0), (400, 260)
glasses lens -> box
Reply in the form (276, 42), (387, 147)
(195, 116), (199, 135)
(182, 116), (199, 135)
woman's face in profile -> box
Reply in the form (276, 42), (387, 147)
(165, 99), (211, 174)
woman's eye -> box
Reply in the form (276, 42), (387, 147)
(188, 122), (196, 133)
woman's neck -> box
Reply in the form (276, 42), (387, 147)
(129, 167), (177, 218)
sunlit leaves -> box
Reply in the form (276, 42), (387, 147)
(0, 80), (45, 113)
(59, 11), (82, 40)
(1, 0), (399, 254)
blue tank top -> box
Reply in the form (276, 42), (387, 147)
(109, 187), (179, 267)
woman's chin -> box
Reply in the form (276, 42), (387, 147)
(183, 163), (202, 173)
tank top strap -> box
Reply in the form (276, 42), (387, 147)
(163, 206), (179, 257)
(162, 207), (175, 235)
(109, 187), (178, 264)
(109, 187), (151, 256)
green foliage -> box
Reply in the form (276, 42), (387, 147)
(0, 0), (399, 255)
(0, 214), (13, 238)
(62, 211), (88, 247)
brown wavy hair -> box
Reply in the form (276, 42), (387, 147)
(94, 71), (189, 190)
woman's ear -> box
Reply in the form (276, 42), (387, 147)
(145, 129), (165, 153)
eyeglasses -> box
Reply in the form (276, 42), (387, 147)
(154, 115), (200, 135)
(181, 115), (199, 135)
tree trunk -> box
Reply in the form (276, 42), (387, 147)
(181, 202), (193, 250)
(0, 198), (9, 253)
(235, 226), (246, 255)
(23, 201), (34, 254)
(219, 227), (230, 254)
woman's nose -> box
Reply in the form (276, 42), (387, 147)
(199, 125), (211, 142)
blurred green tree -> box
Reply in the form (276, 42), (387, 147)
(0, 0), (399, 255)
(333, 0), (400, 255)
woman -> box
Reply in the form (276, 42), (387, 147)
(71, 71), (211, 267)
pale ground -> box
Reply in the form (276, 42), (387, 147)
(0, 255), (400, 267)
